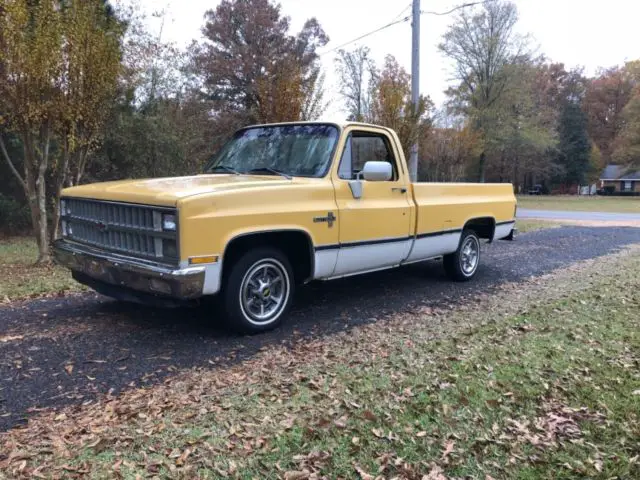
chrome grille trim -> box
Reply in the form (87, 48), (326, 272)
(61, 198), (178, 264)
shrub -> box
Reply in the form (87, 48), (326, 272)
(0, 194), (31, 235)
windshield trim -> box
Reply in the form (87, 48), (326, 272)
(204, 122), (343, 179)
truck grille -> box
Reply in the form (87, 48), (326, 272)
(61, 198), (177, 262)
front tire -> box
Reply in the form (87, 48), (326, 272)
(222, 247), (294, 334)
(443, 230), (481, 281)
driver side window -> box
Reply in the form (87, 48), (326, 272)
(338, 132), (398, 180)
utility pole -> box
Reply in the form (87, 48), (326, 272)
(409, 0), (420, 182)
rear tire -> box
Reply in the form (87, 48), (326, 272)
(222, 247), (294, 334)
(443, 230), (480, 281)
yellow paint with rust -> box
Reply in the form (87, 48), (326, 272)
(60, 122), (516, 261)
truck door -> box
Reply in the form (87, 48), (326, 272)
(331, 128), (413, 277)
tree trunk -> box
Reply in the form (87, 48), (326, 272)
(478, 150), (486, 183)
(22, 132), (40, 239)
(51, 142), (71, 242)
(34, 127), (52, 263)
(513, 154), (520, 194)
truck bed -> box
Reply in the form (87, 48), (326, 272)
(402, 183), (516, 263)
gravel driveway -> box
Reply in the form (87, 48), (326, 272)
(1, 226), (639, 431)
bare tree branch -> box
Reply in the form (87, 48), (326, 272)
(0, 134), (27, 191)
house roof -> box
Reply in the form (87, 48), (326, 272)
(600, 164), (640, 180)
(620, 170), (640, 180)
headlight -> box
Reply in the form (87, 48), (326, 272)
(162, 213), (176, 231)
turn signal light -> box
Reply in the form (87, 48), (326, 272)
(189, 255), (219, 265)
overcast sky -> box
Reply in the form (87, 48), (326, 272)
(123, 0), (639, 120)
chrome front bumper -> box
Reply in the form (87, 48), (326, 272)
(53, 240), (206, 300)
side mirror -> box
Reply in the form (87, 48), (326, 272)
(348, 161), (392, 199)
(361, 161), (392, 181)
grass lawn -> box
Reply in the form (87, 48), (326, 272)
(517, 195), (640, 213)
(1, 246), (638, 479)
(516, 219), (558, 233)
(0, 237), (83, 302)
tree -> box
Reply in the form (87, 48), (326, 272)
(483, 62), (557, 190)
(419, 113), (480, 182)
(553, 71), (591, 186)
(557, 101), (591, 185)
(369, 55), (433, 160)
(0, 0), (64, 262)
(583, 62), (640, 165)
(439, 0), (528, 182)
(612, 85), (640, 168)
(51, 0), (123, 239)
(90, 7), (215, 184)
(0, 0), (123, 262)
(335, 46), (376, 121)
(193, 0), (328, 126)
(301, 71), (328, 121)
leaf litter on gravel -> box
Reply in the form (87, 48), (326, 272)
(0, 245), (639, 479)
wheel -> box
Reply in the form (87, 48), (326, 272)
(443, 230), (481, 281)
(222, 247), (294, 333)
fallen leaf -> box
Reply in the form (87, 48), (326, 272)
(0, 335), (24, 343)
(354, 465), (374, 480)
(416, 431), (427, 437)
(334, 416), (348, 428)
(284, 471), (309, 480)
(362, 410), (377, 422)
(64, 364), (74, 375)
(441, 440), (455, 460)
(423, 464), (447, 480)
(175, 448), (191, 466)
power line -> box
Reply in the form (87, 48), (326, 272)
(319, 16), (411, 56)
(391, 2), (413, 22)
(421, 1), (487, 16)
(319, 1), (487, 57)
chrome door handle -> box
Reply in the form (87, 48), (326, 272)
(391, 187), (407, 193)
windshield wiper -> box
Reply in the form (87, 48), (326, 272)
(246, 167), (292, 180)
(207, 164), (240, 175)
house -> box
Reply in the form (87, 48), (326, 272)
(599, 164), (640, 195)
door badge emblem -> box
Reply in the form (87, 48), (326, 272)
(313, 211), (336, 228)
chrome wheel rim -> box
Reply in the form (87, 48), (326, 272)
(239, 259), (290, 325)
(460, 236), (479, 276)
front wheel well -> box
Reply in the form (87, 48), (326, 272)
(463, 217), (495, 241)
(222, 230), (314, 285)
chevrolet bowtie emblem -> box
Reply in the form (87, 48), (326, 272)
(313, 211), (336, 228)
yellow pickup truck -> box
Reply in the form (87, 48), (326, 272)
(53, 122), (516, 332)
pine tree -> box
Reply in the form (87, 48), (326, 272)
(557, 99), (591, 185)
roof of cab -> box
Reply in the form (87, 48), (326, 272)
(244, 120), (395, 133)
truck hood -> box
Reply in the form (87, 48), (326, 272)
(61, 174), (295, 206)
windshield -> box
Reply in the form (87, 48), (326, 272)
(204, 124), (340, 178)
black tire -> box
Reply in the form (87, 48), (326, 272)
(443, 230), (481, 282)
(222, 247), (295, 334)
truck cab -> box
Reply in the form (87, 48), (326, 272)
(54, 122), (517, 333)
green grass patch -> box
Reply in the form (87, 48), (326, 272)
(517, 195), (640, 213)
(0, 237), (83, 301)
(221, 276), (639, 479)
(516, 219), (558, 233)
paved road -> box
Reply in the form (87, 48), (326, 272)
(1, 226), (640, 431)
(518, 208), (640, 222)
